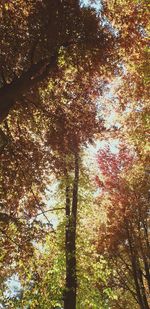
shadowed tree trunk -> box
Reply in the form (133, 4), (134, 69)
(126, 223), (149, 309)
(64, 153), (79, 309)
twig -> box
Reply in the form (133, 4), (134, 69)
(35, 207), (65, 217)
(0, 227), (19, 248)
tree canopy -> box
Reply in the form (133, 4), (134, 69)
(0, 0), (149, 308)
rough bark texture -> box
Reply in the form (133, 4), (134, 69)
(64, 153), (79, 309)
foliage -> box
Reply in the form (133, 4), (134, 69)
(0, 0), (149, 308)
(96, 142), (149, 308)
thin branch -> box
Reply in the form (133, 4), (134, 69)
(30, 187), (55, 230)
(0, 227), (19, 248)
(35, 207), (65, 217)
(114, 267), (138, 303)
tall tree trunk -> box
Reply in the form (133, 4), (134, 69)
(64, 153), (79, 309)
(126, 224), (149, 309)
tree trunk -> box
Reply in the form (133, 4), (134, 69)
(126, 224), (149, 309)
(64, 153), (79, 309)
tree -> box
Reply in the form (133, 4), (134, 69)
(94, 6), (149, 305)
(0, 0), (115, 123)
(41, 66), (104, 308)
(0, 0), (148, 308)
(0, 2), (118, 307)
(0, 0), (115, 288)
(96, 144), (150, 308)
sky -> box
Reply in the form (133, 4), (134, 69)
(81, 0), (102, 10)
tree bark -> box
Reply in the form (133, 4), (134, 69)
(64, 153), (79, 309)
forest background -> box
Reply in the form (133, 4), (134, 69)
(0, 0), (149, 308)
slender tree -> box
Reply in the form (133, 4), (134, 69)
(96, 144), (150, 308)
